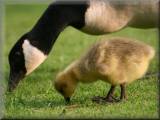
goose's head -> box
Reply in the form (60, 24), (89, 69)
(8, 34), (47, 92)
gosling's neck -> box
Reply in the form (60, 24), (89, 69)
(63, 61), (81, 83)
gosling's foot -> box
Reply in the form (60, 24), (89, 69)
(92, 96), (120, 103)
(92, 96), (105, 103)
(105, 96), (120, 103)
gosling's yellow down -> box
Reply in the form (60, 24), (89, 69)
(54, 37), (155, 103)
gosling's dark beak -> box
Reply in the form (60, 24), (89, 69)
(8, 70), (25, 92)
(65, 97), (70, 103)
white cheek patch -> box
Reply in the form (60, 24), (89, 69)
(22, 40), (47, 75)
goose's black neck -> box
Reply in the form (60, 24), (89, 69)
(26, 1), (88, 54)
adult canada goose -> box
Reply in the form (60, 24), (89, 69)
(8, 0), (158, 91)
(54, 37), (155, 103)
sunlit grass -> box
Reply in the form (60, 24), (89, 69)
(4, 4), (159, 119)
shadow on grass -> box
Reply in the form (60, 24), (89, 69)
(5, 93), (67, 108)
(19, 98), (66, 108)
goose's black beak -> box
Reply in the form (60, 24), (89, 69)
(65, 97), (70, 103)
(8, 70), (25, 92)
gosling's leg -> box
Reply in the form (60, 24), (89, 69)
(120, 83), (127, 100)
(92, 85), (116, 103)
(104, 85), (118, 102)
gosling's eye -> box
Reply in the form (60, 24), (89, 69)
(59, 88), (64, 94)
(59, 84), (67, 94)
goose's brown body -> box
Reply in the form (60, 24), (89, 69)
(54, 37), (155, 102)
(82, 0), (159, 34)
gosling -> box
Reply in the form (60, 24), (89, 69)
(54, 37), (155, 103)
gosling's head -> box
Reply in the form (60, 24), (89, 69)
(54, 71), (78, 103)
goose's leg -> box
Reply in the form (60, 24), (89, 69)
(120, 83), (127, 100)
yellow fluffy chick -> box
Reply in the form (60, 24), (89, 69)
(54, 37), (155, 103)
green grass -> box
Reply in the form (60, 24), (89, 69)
(4, 4), (159, 119)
